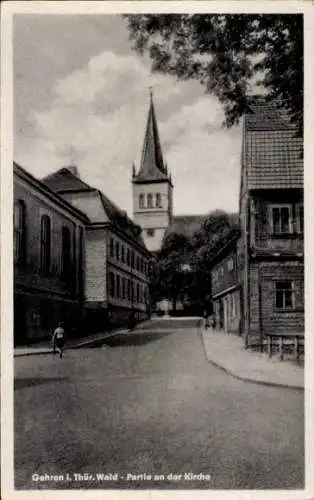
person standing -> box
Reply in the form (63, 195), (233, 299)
(52, 322), (65, 358)
(203, 310), (209, 330)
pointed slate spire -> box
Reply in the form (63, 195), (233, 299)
(133, 90), (168, 182)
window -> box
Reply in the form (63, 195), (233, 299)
(147, 228), (155, 237)
(227, 258), (234, 271)
(275, 281), (295, 310)
(78, 226), (84, 296)
(136, 282), (140, 303)
(127, 248), (130, 266)
(131, 251), (135, 268)
(139, 194), (145, 208)
(40, 215), (51, 273)
(14, 200), (26, 264)
(136, 255), (140, 271)
(109, 238), (114, 258)
(115, 241), (120, 261)
(270, 205), (292, 234)
(61, 226), (71, 278)
(116, 275), (121, 298)
(121, 245), (125, 263)
(147, 193), (153, 208)
(109, 272), (115, 297)
(123, 278), (128, 299)
(127, 279), (131, 300)
(156, 193), (162, 208)
(296, 203), (304, 233)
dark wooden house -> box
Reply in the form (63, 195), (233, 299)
(211, 234), (241, 334)
(238, 99), (304, 347)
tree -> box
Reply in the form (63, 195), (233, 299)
(189, 210), (240, 312)
(150, 232), (191, 311)
(125, 14), (303, 133)
(149, 212), (239, 314)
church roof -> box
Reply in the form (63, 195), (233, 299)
(133, 93), (170, 183)
(163, 215), (208, 241)
(42, 167), (148, 251)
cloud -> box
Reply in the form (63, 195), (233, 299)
(15, 48), (241, 217)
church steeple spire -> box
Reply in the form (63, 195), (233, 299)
(133, 89), (168, 183)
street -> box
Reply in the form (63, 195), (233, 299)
(14, 319), (304, 490)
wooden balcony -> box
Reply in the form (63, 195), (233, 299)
(252, 231), (303, 255)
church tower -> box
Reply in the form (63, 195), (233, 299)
(132, 91), (173, 252)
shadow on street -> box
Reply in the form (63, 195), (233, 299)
(14, 377), (67, 391)
(103, 330), (174, 347)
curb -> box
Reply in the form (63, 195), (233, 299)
(199, 328), (304, 391)
(14, 328), (131, 357)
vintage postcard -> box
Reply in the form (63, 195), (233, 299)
(1, 1), (313, 499)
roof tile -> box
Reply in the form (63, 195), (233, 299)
(244, 101), (303, 189)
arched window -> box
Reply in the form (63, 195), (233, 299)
(14, 200), (26, 264)
(40, 215), (51, 273)
(139, 194), (145, 208)
(61, 226), (71, 278)
(147, 193), (153, 208)
(156, 193), (162, 208)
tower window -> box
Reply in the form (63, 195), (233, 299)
(139, 194), (145, 208)
(147, 193), (153, 208)
(156, 193), (162, 208)
(147, 228), (155, 237)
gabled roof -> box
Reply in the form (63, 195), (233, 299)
(43, 166), (92, 192)
(14, 162), (90, 223)
(243, 98), (303, 190)
(133, 93), (170, 184)
(42, 167), (148, 251)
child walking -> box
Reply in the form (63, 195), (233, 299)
(52, 322), (65, 358)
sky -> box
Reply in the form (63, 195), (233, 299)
(13, 14), (242, 217)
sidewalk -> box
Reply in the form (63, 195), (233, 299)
(14, 327), (131, 357)
(200, 327), (304, 390)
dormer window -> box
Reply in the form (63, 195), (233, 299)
(147, 193), (153, 208)
(139, 194), (145, 208)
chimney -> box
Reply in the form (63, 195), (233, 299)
(66, 165), (79, 177)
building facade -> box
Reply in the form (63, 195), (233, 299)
(211, 235), (241, 334)
(238, 99), (304, 346)
(132, 93), (173, 253)
(43, 166), (151, 332)
(14, 163), (88, 344)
